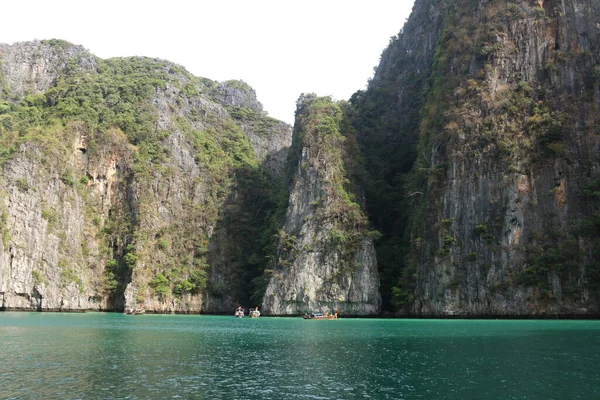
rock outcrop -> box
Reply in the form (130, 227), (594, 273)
(2, 0), (599, 318)
(262, 95), (381, 316)
(0, 122), (130, 311)
(352, 0), (600, 316)
(0, 40), (292, 313)
(216, 80), (292, 176)
(0, 39), (97, 98)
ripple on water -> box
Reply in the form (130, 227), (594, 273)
(1, 315), (600, 399)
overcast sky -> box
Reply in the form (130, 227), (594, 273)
(1, 1), (415, 124)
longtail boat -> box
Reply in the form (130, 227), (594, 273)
(249, 307), (260, 318)
(303, 311), (338, 320)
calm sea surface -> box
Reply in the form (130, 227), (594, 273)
(1, 313), (599, 399)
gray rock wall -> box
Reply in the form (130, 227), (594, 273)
(263, 97), (381, 316)
(0, 41), (292, 313)
(0, 40), (97, 98)
(409, 0), (600, 316)
(0, 126), (123, 311)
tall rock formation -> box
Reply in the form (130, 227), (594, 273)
(0, 40), (292, 313)
(262, 95), (381, 316)
(353, 0), (600, 316)
(0, 122), (129, 311)
(3, 0), (599, 318)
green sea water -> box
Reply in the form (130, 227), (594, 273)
(1, 313), (599, 399)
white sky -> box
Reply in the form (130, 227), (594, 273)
(1, 1), (415, 124)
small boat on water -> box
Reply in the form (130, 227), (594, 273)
(303, 311), (338, 320)
(249, 307), (260, 318)
(125, 305), (145, 315)
(235, 306), (244, 318)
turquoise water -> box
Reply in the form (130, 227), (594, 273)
(1, 313), (599, 399)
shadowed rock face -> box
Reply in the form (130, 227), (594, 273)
(354, 0), (600, 316)
(0, 40), (291, 313)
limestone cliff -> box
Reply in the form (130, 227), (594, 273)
(353, 0), (600, 316)
(0, 123), (129, 311)
(0, 40), (291, 312)
(4, 0), (599, 318)
(0, 39), (97, 98)
(262, 95), (381, 316)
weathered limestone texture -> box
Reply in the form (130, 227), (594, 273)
(263, 97), (381, 316)
(363, 0), (600, 316)
(0, 40), (292, 313)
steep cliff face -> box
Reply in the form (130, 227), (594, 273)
(0, 40), (291, 313)
(262, 95), (381, 316)
(354, 0), (600, 316)
(0, 124), (129, 311)
(4, 1), (598, 318)
(349, 0), (449, 310)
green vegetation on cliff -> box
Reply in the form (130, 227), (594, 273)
(260, 94), (380, 315)
(0, 43), (285, 311)
(350, 0), (600, 314)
